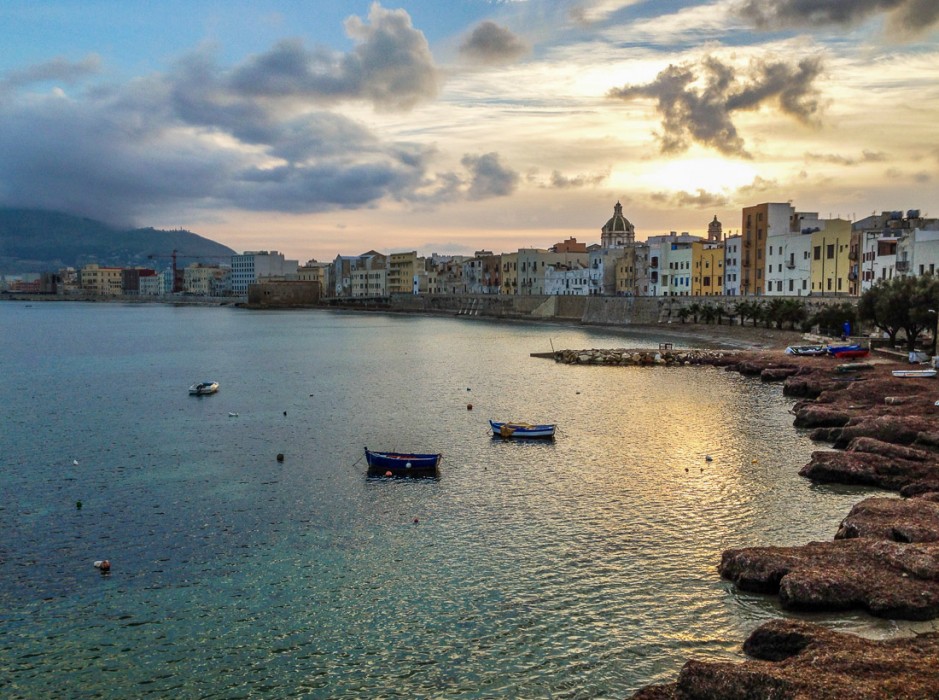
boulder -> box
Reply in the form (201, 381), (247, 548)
(799, 450), (939, 491)
(835, 496), (939, 542)
(792, 405), (851, 429)
(630, 619), (939, 700)
(719, 538), (939, 619)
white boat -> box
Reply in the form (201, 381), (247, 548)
(891, 369), (937, 378)
(189, 381), (220, 395)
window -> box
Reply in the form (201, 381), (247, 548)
(826, 244), (835, 259)
(813, 246), (821, 261)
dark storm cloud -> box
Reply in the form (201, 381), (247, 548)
(459, 21), (529, 65)
(736, 0), (939, 36)
(0, 5), (514, 224)
(229, 3), (440, 111)
(608, 55), (824, 157)
(460, 152), (520, 200)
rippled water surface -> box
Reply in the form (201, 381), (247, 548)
(1, 303), (891, 697)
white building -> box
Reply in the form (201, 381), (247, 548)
(647, 232), (702, 296)
(723, 234), (742, 296)
(231, 251), (299, 295)
(544, 263), (591, 295)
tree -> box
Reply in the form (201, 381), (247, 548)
(701, 303), (717, 324)
(811, 302), (857, 338)
(781, 299), (808, 331)
(687, 302), (702, 323)
(858, 274), (939, 351)
(676, 306), (690, 324)
(765, 298), (787, 329)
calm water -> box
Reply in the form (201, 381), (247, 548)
(0, 302), (893, 698)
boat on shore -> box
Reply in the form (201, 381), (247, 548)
(490, 420), (556, 439)
(189, 380), (219, 395)
(785, 345), (828, 356)
(892, 368), (937, 378)
(827, 344), (870, 359)
(364, 448), (441, 476)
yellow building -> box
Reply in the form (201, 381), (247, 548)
(691, 241), (724, 296)
(388, 251), (420, 294)
(79, 264), (124, 296)
(615, 247), (640, 296)
(810, 219), (852, 296)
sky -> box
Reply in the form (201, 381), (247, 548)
(1, 0), (937, 262)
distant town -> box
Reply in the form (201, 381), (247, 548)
(4, 202), (937, 301)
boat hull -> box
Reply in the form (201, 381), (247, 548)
(489, 420), (556, 439)
(365, 448), (441, 475)
(189, 381), (219, 395)
(892, 369), (937, 378)
(828, 345), (869, 359)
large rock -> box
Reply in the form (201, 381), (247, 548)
(832, 415), (938, 449)
(719, 538), (939, 619)
(792, 405), (852, 428)
(631, 619), (939, 699)
(835, 496), (939, 542)
(799, 450), (939, 491)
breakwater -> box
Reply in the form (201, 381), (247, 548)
(550, 347), (739, 366)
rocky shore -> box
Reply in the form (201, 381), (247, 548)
(552, 344), (939, 698)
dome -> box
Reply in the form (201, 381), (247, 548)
(603, 201), (632, 233)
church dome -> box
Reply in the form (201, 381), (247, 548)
(603, 201), (632, 233)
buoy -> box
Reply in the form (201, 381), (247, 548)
(467, 403), (473, 410)
(94, 560), (111, 572)
(385, 471), (393, 477)
(466, 388), (471, 392)
(276, 453), (284, 462)
(283, 411), (287, 416)
(73, 459), (79, 466)
(413, 517), (419, 524)
(685, 468), (689, 472)
(76, 500), (82, 509)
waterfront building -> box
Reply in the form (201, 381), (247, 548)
(723, 234), (742, 296)
(741, 202), (794, 296)
(691, 216), (724, 296)
(809, 219), (852, 296)
(79, 263), (124, 296)
(462, 251), (501, 294)
(614, 244), (649, 296)
(388, 251), (422, 294)
(298, 260), (329, 289)
(544, 262), (590, 295)
(515, 248), (589, 295)
(500, 252), (518, 295)
(231, 251), (298, 295)
(896, 227), (939, 278)
(184, 263), (231, 296)
(139, 271), (167, 296)
(588, 247), (623, 296)
(646, 232), (702, 296)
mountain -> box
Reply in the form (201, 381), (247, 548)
(0, 208), (238, 274)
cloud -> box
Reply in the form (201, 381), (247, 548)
(459, 21), (529, 65)
(461, 153), (520, 199)
(650, 189), (730, 208)
(0, 55), (101, 96)
(608, 54), (824, 157)
(547, 170), (609, 188)
(229, 3), (439, 111)
(805, 150), (888, 166)
(735, 0), (939, 37)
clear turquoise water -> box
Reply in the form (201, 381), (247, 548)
(0, 302), (890, 698)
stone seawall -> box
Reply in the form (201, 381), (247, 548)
(552, 347), (739, 366)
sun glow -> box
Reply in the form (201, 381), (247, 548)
(632, 158), (760, 194)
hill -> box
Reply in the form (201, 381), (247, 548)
(0, 208), (237, 274)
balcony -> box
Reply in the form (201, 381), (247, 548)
(895, 260), (910, 272)
(848, 250), (858, 261)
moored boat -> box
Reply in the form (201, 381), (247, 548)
(892, 369), (937, 378)
(364, 448), (441, 476)
(490, 420), (556, 439)
(189, 380), (219, 395)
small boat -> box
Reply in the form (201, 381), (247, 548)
(892, 369), (937, 378)
(189, 381), (220, 395)
(364, 448), (441, 476)
(835, 362), (874, 373)
(490, 420), (556, 439)
(785, 345), (828, 356)
(827, 344), (870, 359)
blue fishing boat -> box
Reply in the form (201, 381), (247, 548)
(364, 448), (441, 476)
(490, 420), (556, 439)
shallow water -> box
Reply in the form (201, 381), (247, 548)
(0, 302), (895, 697)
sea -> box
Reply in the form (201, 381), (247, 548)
(0, 301), (904, 698)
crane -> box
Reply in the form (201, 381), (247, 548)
(147, 250), (233, 294)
